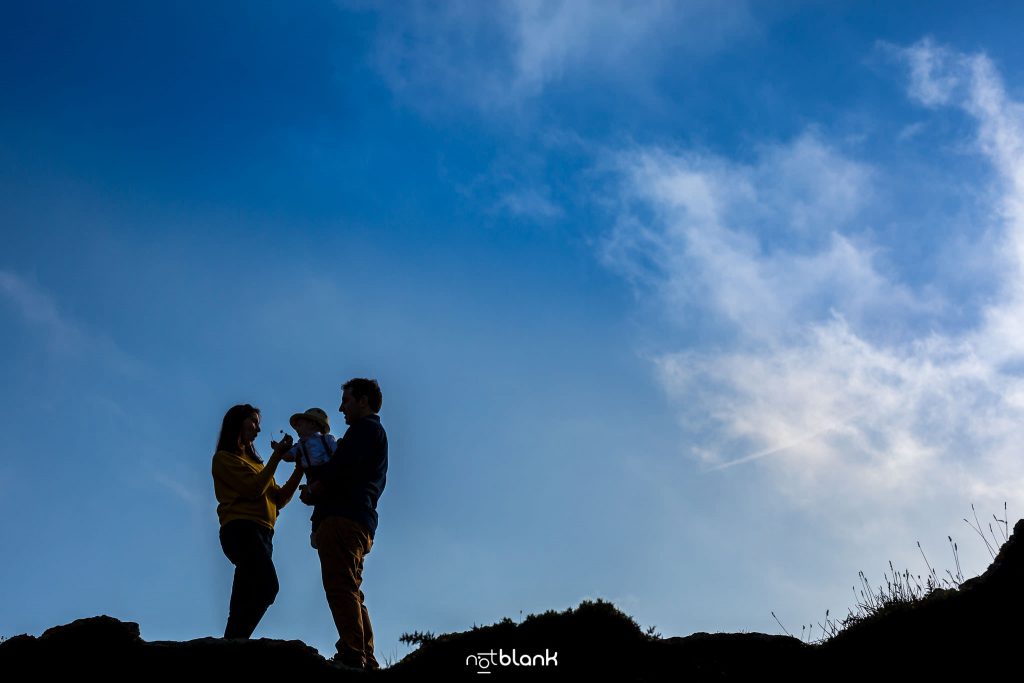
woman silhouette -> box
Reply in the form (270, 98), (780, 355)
(212, 404), (303, 638)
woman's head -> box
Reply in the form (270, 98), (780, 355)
(217, 404), (262, 459)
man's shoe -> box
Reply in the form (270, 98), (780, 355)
(331, 653), (366, 672)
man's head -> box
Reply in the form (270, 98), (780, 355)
(340, 378), (383, 425)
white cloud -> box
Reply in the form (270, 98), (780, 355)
(902, 38), (962, 107)
(600, 40), (1024, 536)
(602, 134), (925, 344)
(355, 0), (753, 111)
(506, 0), (750, 96)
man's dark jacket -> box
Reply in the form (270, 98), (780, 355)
(311, 414), (388, 538)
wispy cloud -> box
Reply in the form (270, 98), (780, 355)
(353, 0), (754, 112)
(0, 270), (145, 377)
(496, 187), (565, 221)
(150, 468), (207, 517)
(0, 270), (88, 350)
(599, 40), (1024, 531)
(897, 121), (927, 141)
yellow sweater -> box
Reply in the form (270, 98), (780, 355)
(212, 450), (295, 530)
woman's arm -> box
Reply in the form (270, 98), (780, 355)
(212, 450), (284, 500)
(273, 464), (304, 510)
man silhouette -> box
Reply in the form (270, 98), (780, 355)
(301, 378), (388, 670)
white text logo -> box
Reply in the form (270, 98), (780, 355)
(465, 649), (559, 674)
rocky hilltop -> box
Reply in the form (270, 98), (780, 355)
(4, 520), (1022, 680)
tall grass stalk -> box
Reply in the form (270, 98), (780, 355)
(775, 504), (1010, 644)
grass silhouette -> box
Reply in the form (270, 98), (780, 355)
(776, 503), (1011, 644)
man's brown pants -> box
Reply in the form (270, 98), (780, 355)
(316, 515), (379, 669)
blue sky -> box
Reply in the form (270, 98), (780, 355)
(3, 0), (1024, 661)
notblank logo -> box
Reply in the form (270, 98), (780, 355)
(466, 649), (559, 674)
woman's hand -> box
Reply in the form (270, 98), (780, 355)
(271, 434), (294, 457)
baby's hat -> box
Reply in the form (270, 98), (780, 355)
(289, 407), (330, 433)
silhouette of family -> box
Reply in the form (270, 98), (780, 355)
(210, 378), (388, 670)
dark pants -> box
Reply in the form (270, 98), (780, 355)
(219, 519), (279, 639)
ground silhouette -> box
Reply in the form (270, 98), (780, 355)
(4, 520), (1022, 680)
